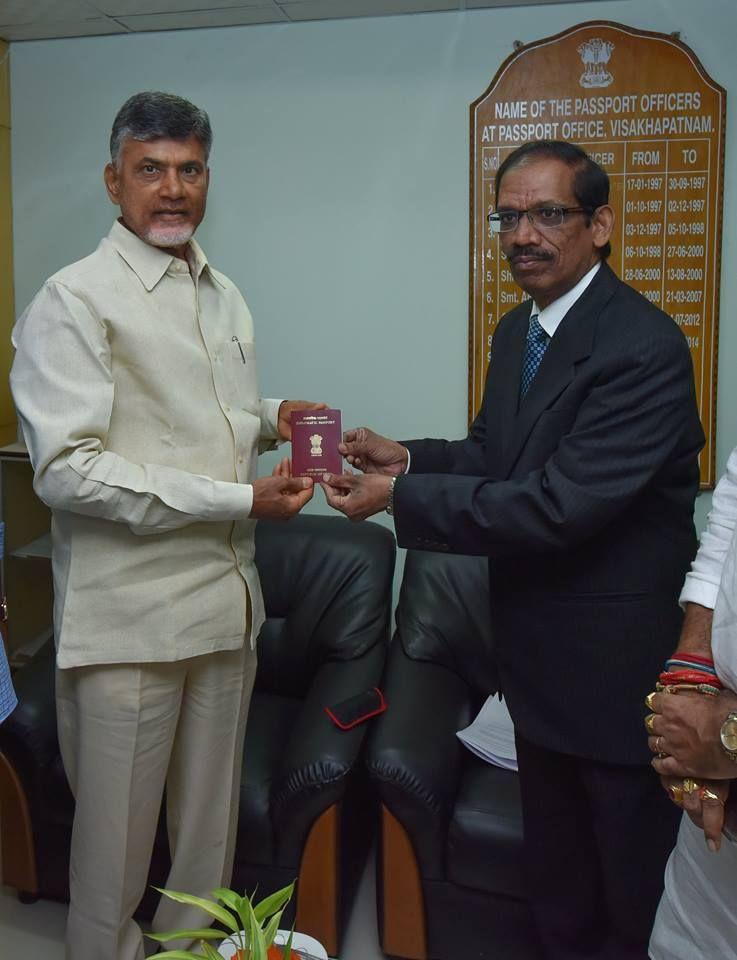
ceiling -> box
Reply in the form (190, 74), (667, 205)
(0, 0), (609, 43)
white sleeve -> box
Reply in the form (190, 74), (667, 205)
(10, 281), (253, 535)
(258, 397), (283, 455)
(680, 446), (737, 610)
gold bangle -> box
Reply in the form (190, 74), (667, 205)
(657, 682), (720, 696)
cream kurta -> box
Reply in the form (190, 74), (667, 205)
(11, 220), (280, 668)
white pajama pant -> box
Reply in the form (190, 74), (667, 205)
(56, 641), (257, 960)
(649, 814), (737, 960)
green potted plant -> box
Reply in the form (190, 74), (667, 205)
(145, 879), (296, 960)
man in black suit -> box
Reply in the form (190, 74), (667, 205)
(321, 141), (705, 959)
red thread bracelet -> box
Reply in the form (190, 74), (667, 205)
(659, 669), (723, 688)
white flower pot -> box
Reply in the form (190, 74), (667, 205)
(217, 929), (328, 959)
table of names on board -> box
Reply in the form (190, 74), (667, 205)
(470, 22), (725, 487)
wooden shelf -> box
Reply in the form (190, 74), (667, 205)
(1, 449), (53, 656)
(12, 532), (51, 560)
(0, 442), (29, 462)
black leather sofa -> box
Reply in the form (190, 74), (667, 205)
(366, 549), (540, 960)
(0, 514), (395, 956)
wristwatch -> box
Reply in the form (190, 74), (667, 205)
(385, 476), (397, 516)
(719, 711), (737, 762)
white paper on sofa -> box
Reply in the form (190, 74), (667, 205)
(456, 694), (518, 771)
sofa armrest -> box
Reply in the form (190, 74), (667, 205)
(365, 638), (473, 879)
(271, 642), (386, 863)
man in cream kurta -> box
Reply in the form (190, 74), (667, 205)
(10, 91), (316, 960)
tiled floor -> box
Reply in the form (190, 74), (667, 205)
(0, 846), (385, 960)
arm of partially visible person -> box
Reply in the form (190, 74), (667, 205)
(10, 281), (313, 534)
(647, 610), (737, 849)
(647, 445), (737, 847)
(672, 446), (737, 654)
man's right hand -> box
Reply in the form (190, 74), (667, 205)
(250, 475), (314, 519)
(339, 427), (408, 476)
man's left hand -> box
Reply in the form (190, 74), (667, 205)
(320, 472), (393, 521)
(277, 400), (328, 441)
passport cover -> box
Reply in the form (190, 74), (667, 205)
(291, 409), (342, 478)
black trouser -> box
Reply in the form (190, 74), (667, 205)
(515, 733), (681, 960)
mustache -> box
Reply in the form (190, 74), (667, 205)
(506, 247), (554, 263)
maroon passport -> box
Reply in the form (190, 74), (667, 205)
(291, 409), (343, 479)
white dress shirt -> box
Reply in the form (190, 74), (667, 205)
(11, 221), (280, 668)
(531, 261), (600, 337)
(402, 261), (602, 477)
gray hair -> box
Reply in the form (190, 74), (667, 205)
(110, 91), (213, 166)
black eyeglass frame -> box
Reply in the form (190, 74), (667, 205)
(486, 205), (595, 233)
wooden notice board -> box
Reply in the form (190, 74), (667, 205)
(469, 21), (726, 487)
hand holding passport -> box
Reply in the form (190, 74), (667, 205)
(286, 410), (397, 521)
(290, 409), (343, 478)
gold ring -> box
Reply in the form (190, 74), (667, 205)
(669, 784), (684, 807)
(645, 691), (657, 711)
(645, 713), (657, 735)
(682, 778), (701, 794)
(699, 787), (724, 804)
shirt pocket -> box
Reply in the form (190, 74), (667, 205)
(224, 338), (259, 415)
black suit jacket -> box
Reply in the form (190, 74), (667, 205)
(395, 263), (704, 764)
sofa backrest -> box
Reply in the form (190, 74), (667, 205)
(395, 549), (498, 696)
(254, 515), (396, 698)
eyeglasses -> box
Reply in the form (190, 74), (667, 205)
(487, 205), (593, 234)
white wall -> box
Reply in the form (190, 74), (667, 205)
(8, 0), (736, 537)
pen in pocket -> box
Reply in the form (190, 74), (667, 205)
(232, 336), (246, 363)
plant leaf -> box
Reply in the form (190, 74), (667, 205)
(252, 881), (295, 924)
(201, 943), (224, 960)
(146, 928), (227, 943)
(245, 894), (267, 960)
(212, 887), (244, 915)
(151, 941), (224, 960)
(153, 952), (206, 960)
(281, 925), (295, 960)
(153, 887), (239, 932)
(211, 886), (247, 942)
(262, 908), (284, 947)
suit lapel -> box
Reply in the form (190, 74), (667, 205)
(500, 263), (620, 478)
(483, 301), (530, 477)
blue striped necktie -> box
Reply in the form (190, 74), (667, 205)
(519, 314), (550, 399)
